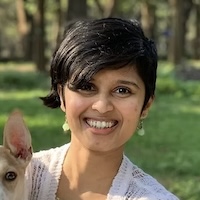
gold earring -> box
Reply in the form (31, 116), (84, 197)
(137, 119), (145, 136)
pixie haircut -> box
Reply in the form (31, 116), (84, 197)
(41, 17), (157, 109)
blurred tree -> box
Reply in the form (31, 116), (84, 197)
(66, 0), (87, 20)
(194, 0), (200, 59)
(93, 0), (119, 17)
(0, 0), (19, 60)
(55, 0), (63, 44)
(140, 0), (157, 40)
(16, 0), (29, 59)
(168, 0), (184, 65)
(0, 0), (199, 70)
(33, 0), (46, 72)
(168, 0), (193, 66)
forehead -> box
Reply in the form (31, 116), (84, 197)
(92, 65), (140, 80)
(0, 147), (19, 172)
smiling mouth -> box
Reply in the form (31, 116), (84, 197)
(86, 119), (117, 129)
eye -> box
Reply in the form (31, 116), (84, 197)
(115, 87), (132, 96)
(5, 171), (17, 181)
(77, 82), (96, 95)
(79, 83), (94, 91)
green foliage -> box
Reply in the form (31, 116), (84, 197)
(157, 77), (200, 98)
(169, 178), (200, 200)
(0, 90), (70, 150)
(0, 70), (49, 90)
(156, 61), (200, 99)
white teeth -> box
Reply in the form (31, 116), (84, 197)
(87, 120), (115, 129)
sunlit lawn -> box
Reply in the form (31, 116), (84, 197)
(0, 61), (200, 199)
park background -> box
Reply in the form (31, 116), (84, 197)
(0, 0), (200, 199)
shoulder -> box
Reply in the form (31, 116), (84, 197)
(27, 143), (70, 176)
(109, 155), (179, 200)
(32, 143), (70, 163)
(25, 143), (70, 200)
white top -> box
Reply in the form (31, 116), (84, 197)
(26, 143), (179, 200)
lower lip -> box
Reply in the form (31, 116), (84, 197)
(86, 123), (116, 135)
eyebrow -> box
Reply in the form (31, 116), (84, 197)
(117, 80), (140, 89)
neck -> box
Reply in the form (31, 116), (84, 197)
(63, 140), (123, 188)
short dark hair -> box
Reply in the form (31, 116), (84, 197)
(41, 17), (157, 109)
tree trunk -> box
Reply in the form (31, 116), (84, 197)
(66, 0), (87, 20)
(140, 2), (156, 41)
(168, 0), (184, 66)
(34, 0), (46, 72)
(103, 0), (119, 17)
(194, 3), (200, 59)
(56, 0), (63, 45)
(94, 0), (119, 18)
(16, 0), (29, 59)
(182, 0), (193, 57)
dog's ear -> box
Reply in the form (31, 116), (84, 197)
(3, 110), (33, 167)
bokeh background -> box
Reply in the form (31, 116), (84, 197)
(0, 1), (200, 199)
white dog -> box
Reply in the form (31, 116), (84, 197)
(0, 110), (32, 200)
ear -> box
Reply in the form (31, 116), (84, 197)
(57, 84), (65, 112)
(3, 110), (33, 166)
(141, 96), (154, 119)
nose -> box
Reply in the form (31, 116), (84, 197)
(92, 96), (114, 114)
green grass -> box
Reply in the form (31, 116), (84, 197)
(0, 61), (200, 199)
(0, 89), (70, 150)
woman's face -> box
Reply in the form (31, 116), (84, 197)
(60, 65), (153, 152)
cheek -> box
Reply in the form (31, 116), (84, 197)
(120, 101), (143, 131)
(65, 93), (90, 118)
(66, 99), (83, 115)
(124, 100), (143, 116)
(119, 102), (142, 127)
(128, 105), (141, 122)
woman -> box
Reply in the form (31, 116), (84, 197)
(26, 17), (179, 200)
